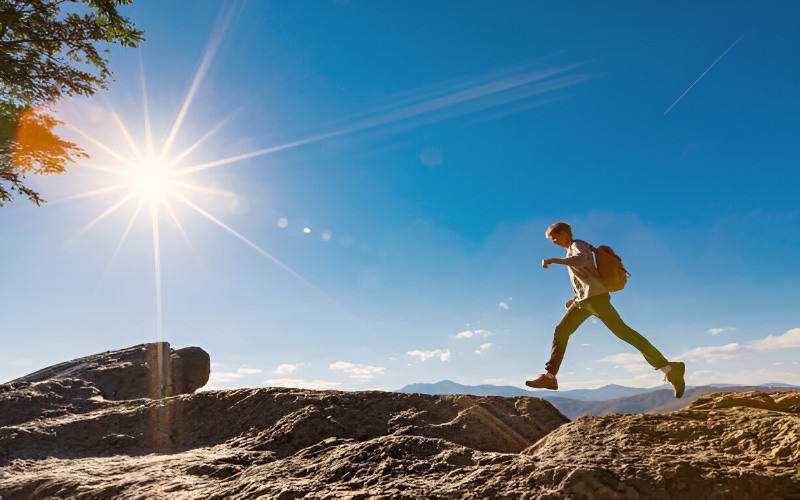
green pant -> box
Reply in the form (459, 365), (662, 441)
(544, 292), (669, 375)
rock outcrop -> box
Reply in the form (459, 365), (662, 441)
(524, 390), (800, 499)
(8, 342), (209, 400)
(1, 344), (798, 498)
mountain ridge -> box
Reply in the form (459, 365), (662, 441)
(396, 379), (800, 419)
(397, 379), (667, 400)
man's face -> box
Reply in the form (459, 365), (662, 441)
(548, 230), (571, 248)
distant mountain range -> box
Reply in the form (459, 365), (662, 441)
(395, 380), (800, 419)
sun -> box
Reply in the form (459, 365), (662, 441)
(57, 43), (317, 341)
(126, 157), (178, 201)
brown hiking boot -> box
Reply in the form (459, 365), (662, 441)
(525, 374), (558, 390)
(666, 362), (686, 398)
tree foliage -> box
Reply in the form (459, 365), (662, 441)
(0, 0), (144, 206)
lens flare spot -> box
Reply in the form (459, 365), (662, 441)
(420, 147), (443, 167)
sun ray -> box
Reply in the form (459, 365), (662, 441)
(138, 54), (155, 159)
(161, 197), (201, 263)
(467, 95), (568, 125)
(165, 111), (238, 170)
(173, 61), (588, 176)
(98, 198), (146, 286)
(68, 192), (137, 244)
(175, 180), (238, 201)
(159, 4), (235, 162)
(174, 129), (360, 176)
(75, 162), (132, 176)
(50, 183), (130, 204)
(150, 198), (164, 341)
(109, 108), (145, 164)
(172, 190), (319, 291)
(387, 74), (588, 133)
(65, 122), (138, 169)
(114, 199), (146, 262)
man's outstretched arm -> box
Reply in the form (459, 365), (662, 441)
(542, 256), (583, 268)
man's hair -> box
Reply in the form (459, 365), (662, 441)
(545, 222), (572, 238)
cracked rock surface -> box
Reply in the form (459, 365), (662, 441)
(1, 344), (797, 499)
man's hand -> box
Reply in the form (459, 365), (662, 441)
(565, 298), (575, 309)
(542, 258), (555, 269)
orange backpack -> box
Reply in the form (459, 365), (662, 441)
(576, 240), (631, 292)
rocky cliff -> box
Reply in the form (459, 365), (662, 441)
(1, 344), (798, 498)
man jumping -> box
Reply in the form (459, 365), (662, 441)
(525, 222), (686, 398)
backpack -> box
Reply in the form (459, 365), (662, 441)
(576, 240), (631, 292)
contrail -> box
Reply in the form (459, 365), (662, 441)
(664, 35), (743, 115)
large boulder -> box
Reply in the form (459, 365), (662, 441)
(7, 342), (209, 400)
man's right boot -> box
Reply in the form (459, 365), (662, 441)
(525, 374), (558, 390)
(666, 362), (686, 398)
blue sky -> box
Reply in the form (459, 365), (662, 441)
(2, 1), (799, 391)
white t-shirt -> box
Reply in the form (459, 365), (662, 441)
(565, 240), (607, 302)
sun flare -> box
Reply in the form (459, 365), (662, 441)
(126, 158), (177, 200)
(58, 48), (315, 341)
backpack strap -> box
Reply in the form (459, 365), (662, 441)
(571, 239), (596, 252)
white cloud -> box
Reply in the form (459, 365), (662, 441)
(483, 378), (505, 384)
(455, 329), (494, 340)
(329, 361), (386, 381)
(263, 378), (341, 390)
(685, 367), (800, 388)
(598, 353), (643, 364)
(407, 349), (451, 362)
(708, 327), (736, 336)
(474, 343), (494, 355)
(209, 365), (263, 383)
(679, 343), (744, 363)
(499, 302), (510, 310)
(679, 328), (800, 364)
(208, 371), (242, 383)
(752, 328), (800, 351)
(567, 332), (800, 388)
(597, 353), (652, 373)
(273, 363), (300, 375)
(329, 361), (355, 371)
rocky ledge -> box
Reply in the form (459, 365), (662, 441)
(0, 343), (798, 499)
